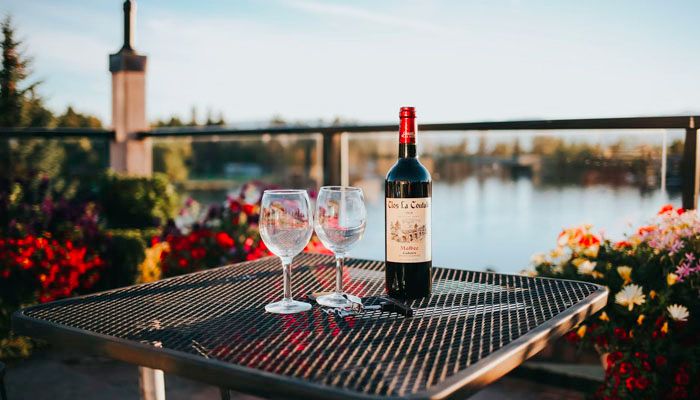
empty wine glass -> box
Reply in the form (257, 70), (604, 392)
(314, 186), (367, 308)
(259, 189), (314, 314)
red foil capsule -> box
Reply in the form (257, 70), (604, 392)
(399, 106), (416, 144)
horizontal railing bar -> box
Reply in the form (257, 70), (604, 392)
(0, 127), (115, 139)
(140, 116), (699, 138)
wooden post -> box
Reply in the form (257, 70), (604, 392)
(682, 127), (699, 209)
(109, 0), (151, 175)
(322, 131), (342, 186)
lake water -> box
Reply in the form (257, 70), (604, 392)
(350, 177), (677, 274)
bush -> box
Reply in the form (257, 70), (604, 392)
(98, 172), (179, 229)
(92, 228), (159, 291)
(0, 172), (175, 360)
(531, 205), (700, 399)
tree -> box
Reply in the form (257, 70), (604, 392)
(55, 106), (102, 128)
(0, 16), (35, 127)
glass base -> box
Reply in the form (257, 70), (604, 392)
(316, 292), (362, 308)
(265, 299), (312, 314)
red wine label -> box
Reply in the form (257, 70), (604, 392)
(386, 197), (431, 263)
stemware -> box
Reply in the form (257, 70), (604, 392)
(259, 189), (314, 314)
(314, 186), (367, 308)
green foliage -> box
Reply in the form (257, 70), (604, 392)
(98, 172), (179, 229)
(153, 140), (192, 182)
(92, 228), (158, 291)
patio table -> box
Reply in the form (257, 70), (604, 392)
(12, 253), (607, 400)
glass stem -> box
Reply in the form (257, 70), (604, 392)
(335, 254), (345, 294)
(282, 257), (293, 301)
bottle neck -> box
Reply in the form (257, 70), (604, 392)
(399, 116), (416, 158)
(399, 143), (416, 158)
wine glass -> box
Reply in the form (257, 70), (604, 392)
(314, 186), (367, 308)
(259, 189), (314, 314)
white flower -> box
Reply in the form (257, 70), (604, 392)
(667, 304), (689, 322)
(530, 253), (546, 265)
(577, 260), (597, 276)
(615, 284), (646, 311)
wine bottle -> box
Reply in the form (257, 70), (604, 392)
(385, 106), (432, 299)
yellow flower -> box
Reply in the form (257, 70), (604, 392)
(637, 314), (645, 325)
(138, 242), (169, 284)
(649, 290), (657, 300)
(667, 304), (689, 322)
(591, 271), (604, 279)
(577, 325), (587, 338)
(617, 266), (632, 284)
(549, 247), (564, 259)
(661, 321), (669, 334)
(615, 284), (646, 311)
(599, 311), (610, 322)
(667, 273), (678, 286)
(583, 243), (600, 258)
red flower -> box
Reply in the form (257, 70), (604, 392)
(215, 232), (235, 248)
(177, 257), (188, 268)
(579, 234), (600, 247)
(658, 204), (674, 215)
(614, 240), (632, 248)
(634, 376), (649, 390)
(634, 351), (648, 360)
(625, 376), (636, 391)
(655, 355), (667, 367)
(228, 199), (242, 213)
(564, 331), (580, 343)
(190, 247), (206, 260)
(242, 204), (255, 215)
(614, 327), (628, 341)
(637, 225), (656, 235)
(675, 370), (689, 386)
(619, 362), (633, 375)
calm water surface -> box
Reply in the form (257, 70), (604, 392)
(349, 177), (677, 274)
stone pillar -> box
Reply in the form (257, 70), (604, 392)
(109, 0), (151, 175)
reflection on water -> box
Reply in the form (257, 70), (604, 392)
(352, 177), (677, 273)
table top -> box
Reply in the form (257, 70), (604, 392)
(13, 253), (607, 400)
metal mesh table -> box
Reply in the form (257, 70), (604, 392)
(13, 253), (607, 399)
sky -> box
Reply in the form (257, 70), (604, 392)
(2, 0), (700, 125)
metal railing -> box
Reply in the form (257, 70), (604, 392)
(0, 127), (115, 139)
(139, 115), (699, 209)
(2, 115), (698, 208)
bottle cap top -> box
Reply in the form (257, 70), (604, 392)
(399, 106), (416, 118)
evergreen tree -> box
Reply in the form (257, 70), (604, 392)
(55, 106), (102, 128)
(0, 16), (30, 127)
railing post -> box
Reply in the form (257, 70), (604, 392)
(108, 0), (152, 175)
(322, 131), (342, 186)
(682, 127), (699, 209)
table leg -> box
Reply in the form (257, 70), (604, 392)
(139, 366), (166, 400)
(219, 388), (231, 400)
